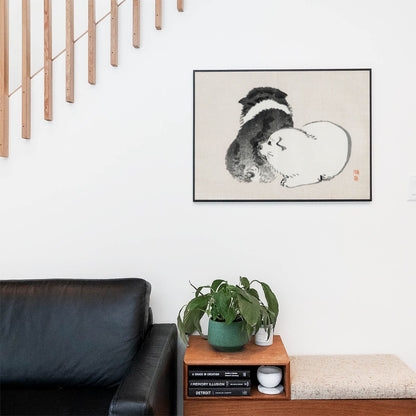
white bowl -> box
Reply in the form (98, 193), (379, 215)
(257, 365), (282, 388)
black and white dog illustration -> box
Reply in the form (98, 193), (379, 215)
(259, 121), (351, 188)
(225, 87), (294, 183)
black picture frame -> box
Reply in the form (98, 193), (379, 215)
(193, 69), (372, 202)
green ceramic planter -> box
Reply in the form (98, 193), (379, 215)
(208, 319), (249, 352)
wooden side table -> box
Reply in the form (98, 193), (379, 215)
(183, 335), (290, 416)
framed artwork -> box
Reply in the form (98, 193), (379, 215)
(193, 69), (372, 202)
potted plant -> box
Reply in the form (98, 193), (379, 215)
(177, 277), (279, 351)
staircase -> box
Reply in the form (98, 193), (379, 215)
(0, 0), (184, 158)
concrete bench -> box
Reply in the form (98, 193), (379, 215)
(288, 354), (416, 416)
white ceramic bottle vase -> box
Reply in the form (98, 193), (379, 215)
(254, 325), (274, 346)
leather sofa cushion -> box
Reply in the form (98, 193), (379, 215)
(0, 279), (151, 387)
(1, 385), (117, 416)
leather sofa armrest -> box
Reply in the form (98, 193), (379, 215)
(109, 324), (177, 416)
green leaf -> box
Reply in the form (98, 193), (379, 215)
(183, 305), (205, 332)
(240, 276), (250, 290)
(211, 279), (227, 293)
(177, 306), (188, 345)
(183, 309), (203, 334)
(254, 319), (261, 335)
(189, 281), (209, 296)
(247, 288), (259, 300)
(224, 309), (237, 325)
(235, 286), (259, 304)
(211, 291), (237, 324)
(212, 291), (228, 317)
(187, 294), (210, 312)
(234, 286), (252, 302)
(182, 295), (209, 334)
(261, 307), (270, 327)
(236, 292), (261, 326)
(243, 321), (254, 342)
(253, 280), (279, 323)
(191, 309), (204, 335)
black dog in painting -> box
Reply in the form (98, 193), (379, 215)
(225, 87), (294, 183)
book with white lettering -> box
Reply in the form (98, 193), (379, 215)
(188, 369), (250, 378)
(188, 387), (251, 397)
(188, 379), (251, 388)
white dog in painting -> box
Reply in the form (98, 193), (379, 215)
(259, 121), (351, 188)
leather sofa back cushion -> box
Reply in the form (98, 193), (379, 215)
(0, 279), (151, 387)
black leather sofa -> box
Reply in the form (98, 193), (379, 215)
(0, 278), (177, 416)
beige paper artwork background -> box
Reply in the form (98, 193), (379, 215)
(194, 70), (371, 201)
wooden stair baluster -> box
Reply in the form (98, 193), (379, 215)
(44, 0), (52, 121)
(66, 0), (74, 102)
(88, 0), (96, 84)
(0, 0), (8, 156)
(133, 0), (140, 48)
(111, 0), (118, 66)
(155, 0), (162, 30)
(22, 0), (30, 139)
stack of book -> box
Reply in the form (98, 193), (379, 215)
(188, 368), (251, 397)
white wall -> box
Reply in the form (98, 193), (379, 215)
(1, 0), (415, 380)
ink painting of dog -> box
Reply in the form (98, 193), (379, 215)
(225, 87), (294, 183)
(259, 121), (351, 188)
